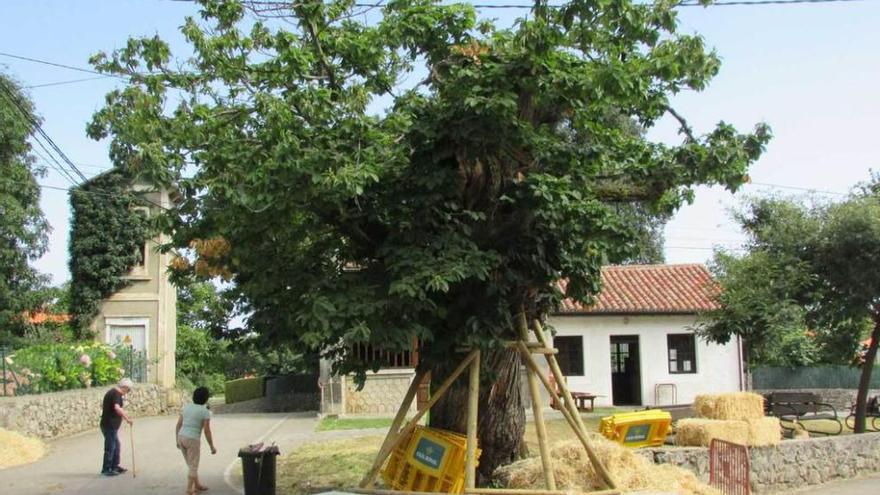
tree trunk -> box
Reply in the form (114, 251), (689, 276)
(430, 347), (526, 485)
(854, 312), (880, 433)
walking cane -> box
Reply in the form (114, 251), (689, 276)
(130, 422), (137, 478)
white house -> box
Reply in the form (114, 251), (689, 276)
(548, 264), (744, 407)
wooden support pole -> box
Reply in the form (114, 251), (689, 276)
(359, 350), (479, 488)
(517, 342), (617, 490)
(516, 312), (556, 490)
(362, 367), (428, 488)
(532, 321), (592, 440)
(465, 349), (481, 489)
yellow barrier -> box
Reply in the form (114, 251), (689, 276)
(599, 410), (672, 448)
(382, 426), (481, 493)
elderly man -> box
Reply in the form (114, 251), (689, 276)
(100, 378), (134, 476)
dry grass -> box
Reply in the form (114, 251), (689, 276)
(0, 428), (46, 469)
(277, 435), (384, 495)
(693, 393), (765, 421)
(497, 436), (720, 495)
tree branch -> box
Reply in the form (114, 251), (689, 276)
(665, 105), (696, 142)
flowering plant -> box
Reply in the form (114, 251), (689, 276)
(9, 342), (125, 394)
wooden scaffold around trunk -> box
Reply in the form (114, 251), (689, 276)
(353, 312), (621, 495)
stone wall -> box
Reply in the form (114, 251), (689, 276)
(344, 370), (417, 415)
(0, 384), (171, 439)
(755, 388), (880, 412)
(640, 432), (880, 493)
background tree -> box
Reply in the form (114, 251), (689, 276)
(700, 188), (880, 432)
(88, 0), (769, 477)
(0, 73), (50, 345)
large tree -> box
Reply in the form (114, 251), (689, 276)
(88, 0), (769, 478)
(0, 73), (50, 343)
(700, 189), (880, 433)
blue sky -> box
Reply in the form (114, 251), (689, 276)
(2, 0), (879, 285)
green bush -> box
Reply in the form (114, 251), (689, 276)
(224, 376), (265, 404)
(8, 342), (125, 394)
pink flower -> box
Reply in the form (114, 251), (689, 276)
(80, 354), (92, 367)
(108, 351), (117, 360)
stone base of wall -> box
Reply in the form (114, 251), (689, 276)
(345, 370), (417, 415)
(0, 384), (170, 439)
(754, 388), (880, 413)
(640, 432), (880, 493)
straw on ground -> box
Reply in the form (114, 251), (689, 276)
(0, 428), (46, 470)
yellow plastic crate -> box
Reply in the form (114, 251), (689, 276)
(381, 426), (480, 493)
(599, 410), (672, 448)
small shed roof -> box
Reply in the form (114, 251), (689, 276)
(557, 264), (720, 315)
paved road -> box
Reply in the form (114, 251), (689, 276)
(792, 475), (880, 494)
(0, 412), (321, 495)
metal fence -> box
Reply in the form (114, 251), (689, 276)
(1, 346), (14, 397)
(117, 346), (148, 383)
(710, 439), (750, 495)
(753, 365), (880, 390)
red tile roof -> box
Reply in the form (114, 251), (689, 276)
(558, 264), (720, 315)
(27, 312), (71, 324)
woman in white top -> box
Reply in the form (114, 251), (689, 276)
(176, 386), (217, 494)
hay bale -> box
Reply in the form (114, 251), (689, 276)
(495, 434), (720, 495)
(746, 417), (782, 446)
(676, 418), (781, 447)
(675, 419), (750, 447)
(0, 428), (45, 469)
(693, 393), (764, 421)
(693, 395), (717, 419)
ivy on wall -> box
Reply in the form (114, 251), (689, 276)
(68, 169), (150, 336)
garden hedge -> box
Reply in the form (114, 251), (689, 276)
(224, 377), (265, 404)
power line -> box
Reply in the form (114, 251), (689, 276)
(0, 51), (126, 80)
(25, 76), (113, 89)
(242, 0), (875, 10)
(32, 148), (80, 186)
(747, 181), (847, 196)
(0, 81), (90, 183)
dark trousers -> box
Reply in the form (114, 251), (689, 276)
(101, 425), (121, 473)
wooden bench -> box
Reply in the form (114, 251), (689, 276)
(764, 391), (843, 435)
(548, 374), (598, 412)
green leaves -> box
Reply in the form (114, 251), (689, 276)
(88, 0), (769, 380)
(0, 73), (50, 339)
(701, 190), (880, 367)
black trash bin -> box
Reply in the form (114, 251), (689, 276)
(239, 444), (280, 495)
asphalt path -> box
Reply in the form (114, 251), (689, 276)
(0, 412), (319, 495)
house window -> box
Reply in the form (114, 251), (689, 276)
(555, 336), (584, 376)
(667, 334), (697, 374)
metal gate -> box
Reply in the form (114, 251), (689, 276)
(709, 439), (750, 495)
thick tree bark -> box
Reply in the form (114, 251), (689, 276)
(430, 347), (526, 485)
(854, 311), (880, 433)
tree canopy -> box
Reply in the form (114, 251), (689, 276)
(0, 73), (50, 343)
(88, 0), (769, 472)
(700, 183), (880, 432)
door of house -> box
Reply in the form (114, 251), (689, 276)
(106, 320), (148, 352)
(610, 335), (642, 405)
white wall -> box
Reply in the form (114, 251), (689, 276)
(547, 314), (743, 407)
